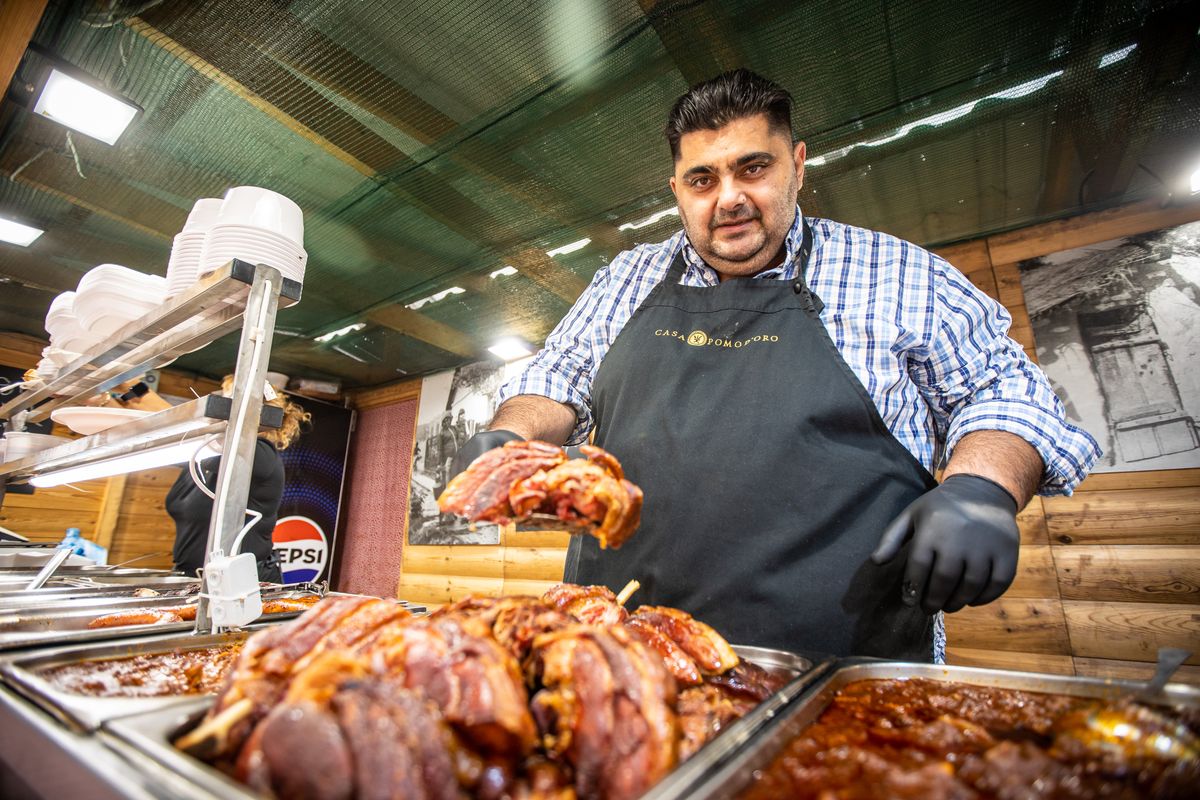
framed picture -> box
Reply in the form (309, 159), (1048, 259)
(1020, 221), (1200, 472)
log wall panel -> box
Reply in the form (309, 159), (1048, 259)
(946, 647), (1075, 675)
(1055, 546), (1200, 604)
(1072, 656), (1200, 687)
(945, 598), (1073, 655)
(1042, 487), (1200, 545)
(1062, 601), (1200, 665)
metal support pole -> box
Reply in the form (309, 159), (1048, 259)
(194, 265), (283, 633)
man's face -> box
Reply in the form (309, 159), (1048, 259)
(670, 114), (806, 280)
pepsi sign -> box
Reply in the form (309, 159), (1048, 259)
(272, 515), (328, 583)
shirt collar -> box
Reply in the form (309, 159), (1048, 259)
(680, 207), (806, 285)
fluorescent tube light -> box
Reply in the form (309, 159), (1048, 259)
(32, 67), (140, 145)
(30, 439), (209, 487)
(490, 266), (518, 278)
(406, 286), (465, 310)
(0, 217), (44, 246)
(619, 207), (679, 231)
(488, 337), (534, 361)
(1191, 166), (1200, 195)
(546, 238), (591, 257)
(1099, 44), (1136, 69)
(313, 322), (365, 343)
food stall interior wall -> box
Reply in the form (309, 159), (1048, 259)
(337, 197), (1200, 686)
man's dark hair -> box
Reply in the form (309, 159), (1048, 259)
(664, 69), (793, 161)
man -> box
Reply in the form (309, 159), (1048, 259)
(459, 70), (1099, 660)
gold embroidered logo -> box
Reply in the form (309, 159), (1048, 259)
(654, 329), (780, 349)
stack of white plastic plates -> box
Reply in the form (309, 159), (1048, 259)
(73, 264), (167, 338)
(44, 291), (100, 364)
(166, 198), (222, 299)
(50, 406), (153, 435)
(200, 186), (306, 284)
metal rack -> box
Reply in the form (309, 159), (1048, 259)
(0, 259), (301, 632)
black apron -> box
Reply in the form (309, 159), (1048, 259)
(566, 221), (939, 659)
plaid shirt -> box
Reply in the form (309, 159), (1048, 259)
(500, 210), (1101, 495)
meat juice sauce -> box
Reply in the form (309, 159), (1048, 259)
(738, 678), (1200, 800)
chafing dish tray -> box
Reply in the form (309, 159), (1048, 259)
(679, 660), (1200, 800)
(0, 589), (322, 652)
(103, 644), (827, 800)
(0, 577), (201, 607)
(0, 629), (253, 732)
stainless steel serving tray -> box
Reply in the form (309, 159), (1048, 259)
(0, 629), (253, 732)
(0, 589), (322, 651)
(103, 644), (828, 800)
(681, 660), (1200, 800)
(0, 577), (201, 608)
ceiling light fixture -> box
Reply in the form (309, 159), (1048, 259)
(1191, 165), (1200, 195)
(30, 439), (209, 488)
(405, 286), (465, 310)
(619, 206), (680, 231)
(313, 322), (366, 343)
(488, 337), (534, 361)
(32, 66), (141, 145)
(0, 216), (44, 246)
(490, 266), (519, 279)
(546, 238), (591, 257)
(802, 45), (1130, 171)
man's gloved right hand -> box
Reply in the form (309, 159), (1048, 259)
(452, 429), (523, 478)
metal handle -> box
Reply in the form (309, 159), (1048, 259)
(23, 547), (73, 591)
(1139, 647), (1191, 699)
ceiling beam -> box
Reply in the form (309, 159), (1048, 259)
(128, 14), (589, 307)
(0, 0), (48, 98)
(637, 0), (743, 85)
(5, 171), (172, 242)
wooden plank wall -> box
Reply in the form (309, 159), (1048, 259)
(1, 331), (219, 567)
(370, 197), (1200, 685)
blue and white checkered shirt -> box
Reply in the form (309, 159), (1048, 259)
(500, 209), (1101, 496)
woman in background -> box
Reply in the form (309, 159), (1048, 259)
(108, 375), (310, 582)
(167, 376), (310, 582)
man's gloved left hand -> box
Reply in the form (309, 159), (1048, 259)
(870, 474), (1020, 614)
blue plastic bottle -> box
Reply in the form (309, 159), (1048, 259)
(58, 527), (84, 556)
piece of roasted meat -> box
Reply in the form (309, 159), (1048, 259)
(438, 442), (643, 549)
(529, 624), (679, 800)
(542, 583), (629, 627)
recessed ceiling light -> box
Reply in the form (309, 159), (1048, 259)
(406, 286), (465, 310)
(32, 67), (140, 145)
(546, 238), (591, 257)
(488, 337), (534, 361)
(0, 216), (44, 246)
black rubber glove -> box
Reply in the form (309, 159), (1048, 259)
(451, 429), (523, 478)
(870, 474), (1020, 614)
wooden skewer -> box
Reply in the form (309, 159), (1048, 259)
(174, 697), (254, 752)
(616, 579), (640, 606)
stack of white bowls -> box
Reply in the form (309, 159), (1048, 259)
(166, 198), (222, 299)
(199, 186), (306, 283)
(73, 264), (167, 338)
(44, 291), (100, 366)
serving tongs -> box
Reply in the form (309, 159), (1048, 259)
(23, 548), (72, 591)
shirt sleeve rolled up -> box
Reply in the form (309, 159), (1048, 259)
(912, 256), (1102, 496)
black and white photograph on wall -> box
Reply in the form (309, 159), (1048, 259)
(1020, 220), (1200, 472)
(408, 359), (530, 544)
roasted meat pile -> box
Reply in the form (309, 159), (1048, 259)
(180, 586), (786, 800)
(438, 441), (643, 549)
